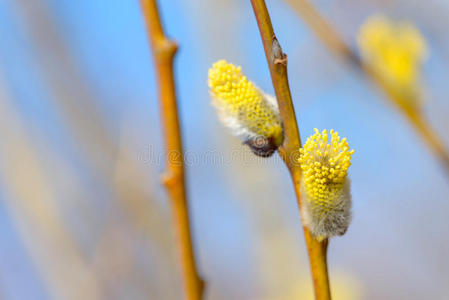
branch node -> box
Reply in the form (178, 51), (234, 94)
(155, 38), (178, 59)
(160, 171), (173, 186)
(271, 36), (287, 66)
(160, 170), (181, 192)
(274, 54), (288, 66)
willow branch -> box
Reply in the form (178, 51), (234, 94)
(285, 0), (449, 174)
(250, 1), (331, 299)
(140, 1), (204, 299)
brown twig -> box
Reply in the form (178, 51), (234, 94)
(285, 0), (449, 175)
(285, 0), (359, 66)
(250, 1), (331, 299)
(365, 66), (449, 173)
(140, 1), (204, 299)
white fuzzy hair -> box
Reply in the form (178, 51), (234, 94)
(300, 179), (352, 240)
(210, 87), (280, 141)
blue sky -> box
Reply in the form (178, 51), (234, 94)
(1, 0), (449, 299)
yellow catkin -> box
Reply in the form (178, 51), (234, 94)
(299, 129), (354, 240)
(208, 60), (283, 146)
(358, 15), (427, 91)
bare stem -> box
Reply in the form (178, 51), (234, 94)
(140, 1), (204, 299)
(285, 0), (449, 175)
(250, 0), (331, 299)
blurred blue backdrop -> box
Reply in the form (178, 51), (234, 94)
(0, 0), (449, 299)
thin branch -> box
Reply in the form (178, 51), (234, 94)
(364, 65), (449, 172)
(140, 1), (204, 299)
(285, 0), (359, 66)
(285, 0), (449, 175)
(250, 1), (331, 299)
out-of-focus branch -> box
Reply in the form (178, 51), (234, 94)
(0, 78), (101, 300)
(285, 0), (359, 66)
(250, 1), (331, 299)
(140, 1), (204, 300)
(285, 0), (449, 174)
(364, 66), (449, 172)
(12, 1), (176, 295)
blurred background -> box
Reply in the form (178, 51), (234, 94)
(1, 0), (449, 299)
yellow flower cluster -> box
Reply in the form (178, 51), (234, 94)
(358, 15), (427, 90)
(208, 60), (283, 147)
(299, 129), (353, 210)
(299, 129), (354, 239)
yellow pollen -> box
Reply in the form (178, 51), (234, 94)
(299, 129), (354, 215)
(208, 60), (283, 145)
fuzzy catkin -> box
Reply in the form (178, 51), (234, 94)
(299, 129), (354, 240)
(208, 60), (283, 156)
(357, 14), (427, 95)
